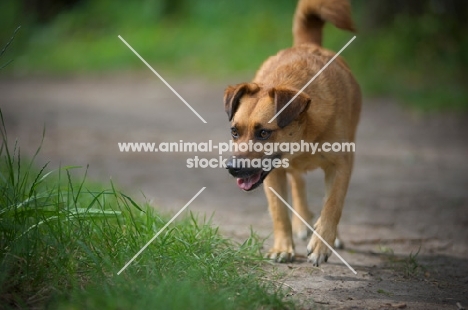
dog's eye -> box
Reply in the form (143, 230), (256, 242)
(257, 129), (272, 140)
(231, 127), (239, 139)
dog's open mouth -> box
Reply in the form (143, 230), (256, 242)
(227, 154), (281, 191)
(236, 170), (270, 191)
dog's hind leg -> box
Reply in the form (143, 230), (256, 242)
(289, 170), (314, 241)
(334, 231), (345, 249)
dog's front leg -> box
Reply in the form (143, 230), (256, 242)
(264, 168), (295, 263)
(307, 158), (352, 266)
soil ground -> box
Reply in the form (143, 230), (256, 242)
(1, 75), (467, 309)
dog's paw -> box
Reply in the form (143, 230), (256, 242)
(265, 248), (295, 263)
(306, 220), (336, 266)
(307, 238), (332, 266)
(292, 216), (313, 241)
(292, 222), (310, 241)
(265, 230), (295, 263)
(334, 237), (344, 249)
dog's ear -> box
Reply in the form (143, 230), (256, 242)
(270, 87), (311, 128)
(224, 83), (260, 121)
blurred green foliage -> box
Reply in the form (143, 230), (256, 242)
(1, 0), (467, 110)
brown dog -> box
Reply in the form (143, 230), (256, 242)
(224, 0), (361, 266)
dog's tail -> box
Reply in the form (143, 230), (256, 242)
(293, 0), (355, 46)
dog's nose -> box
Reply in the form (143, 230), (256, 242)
(226, 156), (239, 173)
(226, 156), (246, 176)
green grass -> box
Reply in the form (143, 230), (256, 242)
(1, 0), (467, 111)
(0, 111), (295, 309)
(402, 249), (425, 278)
(1, 0), (296, 76)
(381, 245), (427, 280)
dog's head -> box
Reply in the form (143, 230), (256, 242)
(224, 82), (311, 191)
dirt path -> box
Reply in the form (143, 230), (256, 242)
(1, 75), (467, 309)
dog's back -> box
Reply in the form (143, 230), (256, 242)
(253, 0), (360, 143)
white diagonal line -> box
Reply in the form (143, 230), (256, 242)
(118, 35), (207, 124)
(117, 187), (206, 275)
(268, 36), (356, 124)
(268, 187), (357, 274)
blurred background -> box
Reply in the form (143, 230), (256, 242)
(1, 0), (467, 110)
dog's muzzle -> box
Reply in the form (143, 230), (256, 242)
(226, 156), (277, 191)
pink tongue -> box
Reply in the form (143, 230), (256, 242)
(237, 172), (262, 191)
